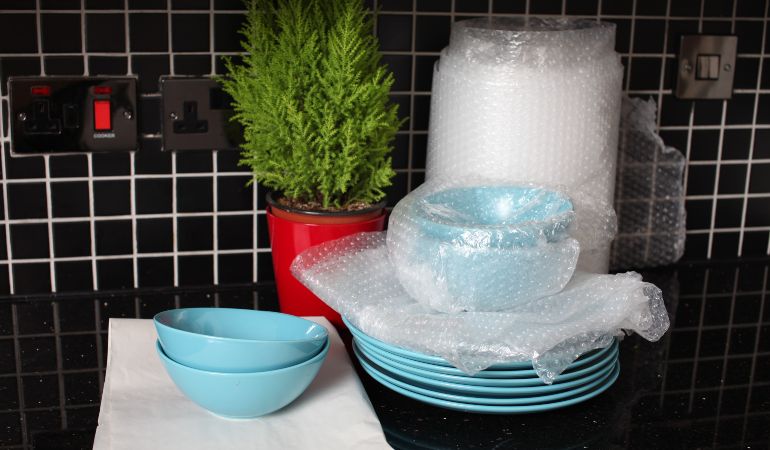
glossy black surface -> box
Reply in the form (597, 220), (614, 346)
(1, 262), (769, 449)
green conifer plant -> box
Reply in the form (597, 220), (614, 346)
(219, 0), (403, 211)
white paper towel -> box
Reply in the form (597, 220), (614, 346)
(426, 18), (623, 273)
(93, 318), (388, 450)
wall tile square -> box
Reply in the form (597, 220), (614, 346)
(94, 180), (131, 216)
(172, 14), (210, 52)
(130, 13), (168, 53)
(96, 259), (134, 290)
(41, 13), (81, 53)
(136, 178), (172, 214)
(177, 216), (213, 251)
(51, 181), (90, 218)
(718, 164), (748, 194)
(138, 256), (173, 287)
(217, 176), (253, 211)
(10, 224), (49, 259)
(415, 16), (450, 52)
(137, 218), (173, 253)
(53, 222), (91, 257)
(377, 15), (412, 51)
(218, 214), (252, 250)
(95, 220), (133, 256)
(178, 255), (214, 286)
(86, 14), (125, 53)
(218, 253), (253, 284)
(0, 13), (37, 53)
(8, 183), (47, 219)
(214, 13), (245, 52)
(749, 163), (770, 192)
(55, 261), (94, 292)
(177, 177), (213, 212)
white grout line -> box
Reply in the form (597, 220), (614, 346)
(86, 153), (98, 290)
(42, 156), (56, 292)
(705, 0), (734, 259)
(738, 0), (770, 257)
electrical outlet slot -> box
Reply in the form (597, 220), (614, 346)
(25, 100), (62, 134)
(173, 101), (208, 134)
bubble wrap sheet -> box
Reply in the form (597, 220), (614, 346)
(611, 97), (686, 270)
(292, 232), (669, 383)
(425, 18), (623, 273)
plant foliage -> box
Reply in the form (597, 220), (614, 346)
(219, 0), (403, 209)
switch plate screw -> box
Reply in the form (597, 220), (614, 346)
(723, 63), (732, 72)
(17, 112), (26, 121)
(682, 60), (692, 73)
(169, 112), (178, 120)
(123, 110), (133, 120)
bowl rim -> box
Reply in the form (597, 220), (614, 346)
(153, 308), (329, 345)
(156, 336), (330, 376)
(409, 185), (574, 244)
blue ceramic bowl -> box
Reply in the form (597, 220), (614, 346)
(156, 338), (329, 418)
(154, 308), (328, 372)
(413, 186), (574, 248)
(389, 186), (579, 311)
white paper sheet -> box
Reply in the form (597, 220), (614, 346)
(93, 318), (389, 450)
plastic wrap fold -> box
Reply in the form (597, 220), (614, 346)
(292, 232), (670, 383)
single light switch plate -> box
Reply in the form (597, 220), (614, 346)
(676, 35), (738, 99)
(160, 77), (242, 151)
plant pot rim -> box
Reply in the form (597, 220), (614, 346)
(266, 191), (386, 217)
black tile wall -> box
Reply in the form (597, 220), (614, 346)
(0, 1), (768, 297)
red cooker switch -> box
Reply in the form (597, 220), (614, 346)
(94, 100), (112, 131)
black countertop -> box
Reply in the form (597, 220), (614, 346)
(1, 261), (769, 449)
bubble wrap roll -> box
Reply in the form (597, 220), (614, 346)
(291, 232), (670, 383)
(426, 18), (623, 273)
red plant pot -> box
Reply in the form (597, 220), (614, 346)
(266, 199), (386, 329)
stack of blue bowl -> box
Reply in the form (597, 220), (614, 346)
(154, 308), (329, 419)
(346, 318), (619, 414)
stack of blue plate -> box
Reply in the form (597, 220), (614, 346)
(345, 317), (620, 414)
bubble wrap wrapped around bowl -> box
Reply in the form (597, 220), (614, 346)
(291, 232), (670, 383)
(387, 180), (581, 312)
(426, 17), (623, 273)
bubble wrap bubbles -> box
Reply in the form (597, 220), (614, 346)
(426, 18), (623, 273)
(611, 97), (686, 269)
(291, 232), (670, 383)
(386, 180), (580, 312)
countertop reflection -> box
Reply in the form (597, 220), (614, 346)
(0, 262), (768, 449)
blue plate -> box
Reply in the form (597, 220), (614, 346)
(358, 347), (621, 414)
(359, 340), (617, 397)
(355, 336), (617, 379)
(355, 337), (619, 387)
(354, 341), (615, 406)
(344, 316), (615, 373)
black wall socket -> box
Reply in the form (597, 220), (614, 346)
(160, 77), (242, 151)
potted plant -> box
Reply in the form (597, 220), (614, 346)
(220, 0), (403, 327)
